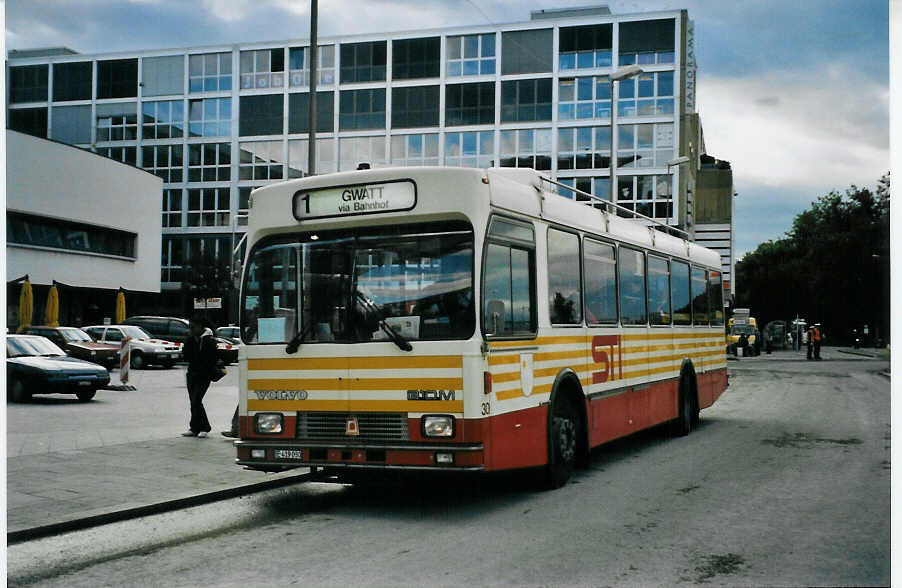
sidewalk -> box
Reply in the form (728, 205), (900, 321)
(7, 434), (309, 542)
(731, 346), (890, 362)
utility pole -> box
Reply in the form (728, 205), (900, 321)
(307, 0), (318, 176)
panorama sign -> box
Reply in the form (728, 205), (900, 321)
(292, 179), (417, 220)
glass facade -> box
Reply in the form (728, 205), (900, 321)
(8, 10), (691, 288)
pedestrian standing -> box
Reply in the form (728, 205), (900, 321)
(182, 315), (217, 438)
(806, 325), (813, 360)
(813, 323), (822, 360)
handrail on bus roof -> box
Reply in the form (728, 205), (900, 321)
(537, 175), (690, 241)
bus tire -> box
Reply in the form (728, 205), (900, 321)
(671, 376), (693, 437)
(545, 398), (578, 489)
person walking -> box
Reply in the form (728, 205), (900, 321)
(813, 323), (823, 360)
(182, 315), (218, 438)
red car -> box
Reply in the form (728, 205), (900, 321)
(23, 326), (120, 369)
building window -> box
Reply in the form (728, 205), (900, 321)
(288, 45), (336, 87)
(391, 86), (439, 129)
(445, 82), (494, 126)
(188, 142), (231, 182)
(617, 123), (674, 169)
(287, 138), (336, 177)
(239, 140), (284, 180)
(189, 52), (232, 93)
(338, 89), (386, 130)
(97, 59), (138, 99)
(501, 29), (553, 75)
(96, 103), (138, 142)
(161, 237), (185, 283)
(338, 136), (385, 171)
(240, 48), (285, 90)
(142, 144), (184, 183)
(445, 131), (493, 168)
(446, 34), (495, 76)
(187, 187), (230, 227)
(288, 91), (334, 133)
(392, 37), (440, 79)
(162, 188), (183, 228)
(558, 76), (611, 120)
(7, 211), (137, 259)
(390, 133), (439, 166)
(238, 187), (256, 221)
(619, 19), (676, 65)
(96, 146), (137, 165)
(187, 97), (231, 137)
(142, 55), (185, 97)
(339, 41), (386, 83)
(558, 126), (610, 171)
(498, 128), (551, 170)
(9, 108), (48, 138)
(617, 71), (674, 117)
(50, 105), (92, 144)
(559, 24), (612, 70)
(239, 94), (282, 136)
(556, 177), (609, 203)
(501, 78), (552, 123)
(615, 174), (674, 220)
(10, 65), (48, 103)
(52, 62), (92, 102)
(142, 100), (185, 139)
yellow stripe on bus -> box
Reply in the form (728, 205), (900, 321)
(248, 355), (462, 371)
(248, 377), (463, 391)
(248, 399), (463, 412)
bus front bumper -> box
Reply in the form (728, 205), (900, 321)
(235, 440), (485, 472)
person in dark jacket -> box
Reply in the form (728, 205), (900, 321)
(181, 315), (218, 437)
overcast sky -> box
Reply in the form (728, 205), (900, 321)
(6, 0), (890, 257)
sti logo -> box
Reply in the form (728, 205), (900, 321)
(407, 389), (456, 401)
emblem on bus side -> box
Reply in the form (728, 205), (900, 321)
(345, 417), (360, 436)
(520, 353), (534, 396)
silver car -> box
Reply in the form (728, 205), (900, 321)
(83, 325), (182, 369)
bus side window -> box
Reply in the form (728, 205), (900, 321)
(671, 261), (691, 325)
(482, 216), (536, 337)
(584, 239), (617, 325)
(691, 267), (708, 326)
(708, 271), (724, 326)
(547, 228), (582, 325)
(618, 246), (647, 326)
(647, 255), (671, 325)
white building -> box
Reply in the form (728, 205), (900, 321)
(6, 130), (162, 326)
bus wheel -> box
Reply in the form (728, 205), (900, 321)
(545, 399), (578, 489)
(671, 378), (693, 437)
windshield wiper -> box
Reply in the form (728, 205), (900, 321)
(354, 290), (413, 352)
(285, 323), (314, 354)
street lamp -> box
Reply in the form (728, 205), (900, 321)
(666, 155), (690, 172)
(608, 65), (644, 204)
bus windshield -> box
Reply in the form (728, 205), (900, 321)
(241, 221), (474, 344)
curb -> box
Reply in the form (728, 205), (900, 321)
(7, 469), (312, 545)
(836, 349), (878, 359)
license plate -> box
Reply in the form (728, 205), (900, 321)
(274, 449), (302, 460)
(78, 381), (91, 386)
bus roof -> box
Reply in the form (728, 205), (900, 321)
(247, 166), (722, 271)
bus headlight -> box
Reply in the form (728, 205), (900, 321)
(254, 413), (283, 434)
(422, 415), (455, 438)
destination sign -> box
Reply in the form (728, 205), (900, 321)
(292, 180), (416, 220)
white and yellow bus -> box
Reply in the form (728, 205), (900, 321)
(234, 166), (727, 488)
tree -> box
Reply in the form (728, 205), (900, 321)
(181, 248), (232, 321)
(735, 173), (889, 345)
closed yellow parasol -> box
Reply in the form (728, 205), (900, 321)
(17, 277), (33, 333)
(115, 289), (126, 324)
(45, 283), (60, 327)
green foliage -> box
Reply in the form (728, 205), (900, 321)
(735, 173), (889, 344)
(180, 248), (231, 301)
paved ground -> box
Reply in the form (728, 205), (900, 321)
(6, 347), (889, 586)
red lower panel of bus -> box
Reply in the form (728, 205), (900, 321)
(237, 368), (728, 472)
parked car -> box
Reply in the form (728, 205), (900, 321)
(23, 326), (119, 369)
(122, 316), (190, 344)
(6, 335), (110, 402)
(214, 337), (239, 365)
(83, 325), (182, 369)
(215, 326), (240, 343)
